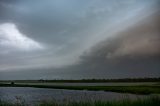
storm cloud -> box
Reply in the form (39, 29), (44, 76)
(0, 0), (159, 79)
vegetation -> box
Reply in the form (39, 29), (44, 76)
(0, 78), (159, 95)
(0, 96), (160, 106)
(1, 77), (160, 83)
(0, 83), (160, 94)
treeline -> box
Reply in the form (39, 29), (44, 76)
(1, 77), (160, 83)
(38, 77), (160, 83)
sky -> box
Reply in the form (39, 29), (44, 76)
(0, 0), (160, 80)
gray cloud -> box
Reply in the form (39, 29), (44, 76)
(105, 14), (160, 59)
(0, 0), (159, 79)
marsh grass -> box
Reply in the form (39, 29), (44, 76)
(0, 100), (24, 106)
(1, 83), (160, 94)
(0, 96), (160, 106)
(0, 96), (26, 106)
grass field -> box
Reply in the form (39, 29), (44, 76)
(0, 96), (160, 106)
(0, 82), (160, 94)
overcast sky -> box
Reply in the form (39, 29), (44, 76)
(0, 0), (160, 80)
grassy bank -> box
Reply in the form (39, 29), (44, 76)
(0, 96), (160, 106)
(0, 83), (160, 94)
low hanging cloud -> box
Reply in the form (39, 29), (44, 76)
(0, 23), (43, 52)
(79, 11), (160, 62)
(102, 13), (160, 59)
(109, 35), (160, 58)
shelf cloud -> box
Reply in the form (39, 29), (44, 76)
(0, 0), (159, 79)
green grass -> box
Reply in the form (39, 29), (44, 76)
(0, 96), (160, 106)
(0, 83), (160, 94)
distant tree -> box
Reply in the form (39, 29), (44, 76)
(11, 82), (14, 85)
(39, 79), (45, 82)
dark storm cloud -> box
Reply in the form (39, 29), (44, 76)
(89, 13), (160, 59)
(74, 11), (160, 79)
(0, 0), (160, 79)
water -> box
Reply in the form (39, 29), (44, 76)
(0, 87), (147, 105)
(15, 82), (157, 86)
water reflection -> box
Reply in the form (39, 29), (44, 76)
(0, 87), (147, 105)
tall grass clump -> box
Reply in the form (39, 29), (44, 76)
(0, 96), (160, 106)
(38, 96), (160, 106)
